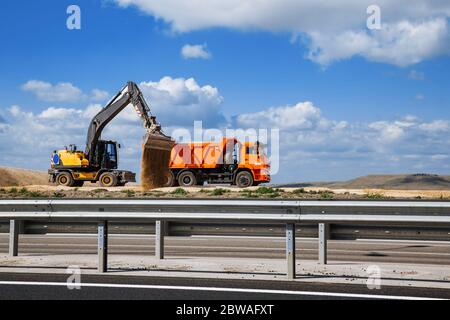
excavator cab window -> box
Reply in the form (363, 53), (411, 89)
(94, 140), (118, 169)
(104, 142), (118, 169)
(69, 144), (77, 153)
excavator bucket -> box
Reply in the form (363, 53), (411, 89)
(141, 132), (175, 190)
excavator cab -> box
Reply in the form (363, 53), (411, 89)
(93, 140), (119, 170)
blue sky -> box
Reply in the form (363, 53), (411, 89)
(1, 0), (450, 182)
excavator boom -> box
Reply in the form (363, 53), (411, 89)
(85, 81), (172, 166)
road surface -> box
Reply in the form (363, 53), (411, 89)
(0, 272), (448, 300)
(1, 234), (450, 265)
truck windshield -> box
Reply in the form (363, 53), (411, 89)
(259, 144), (268, 156)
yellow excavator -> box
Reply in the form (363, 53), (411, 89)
(49, 81), (174, 187)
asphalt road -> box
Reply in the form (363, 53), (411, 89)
(0, 234), (450, 265)
(0, 272), (448, 300)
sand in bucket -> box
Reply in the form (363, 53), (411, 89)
(141, 133), (174, 190)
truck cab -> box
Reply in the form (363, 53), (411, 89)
(239, 141), (271, 185)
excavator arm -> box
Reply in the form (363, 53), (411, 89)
(85, 81), (167, 165)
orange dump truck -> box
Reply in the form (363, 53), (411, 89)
(164, 138), (270, 188)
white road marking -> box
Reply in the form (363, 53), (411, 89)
(191, 234), (286, 241)
(0, 281), (442, 300)
(355, 238), (450, 245)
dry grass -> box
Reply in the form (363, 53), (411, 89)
(1, 184), (450, 199)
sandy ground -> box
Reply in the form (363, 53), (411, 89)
(317, 187), (450, 199)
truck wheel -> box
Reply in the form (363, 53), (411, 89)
(57, 172), (75, 187)
(178, 171), (196, 187)
(99, 172), (118, 187)
(164, 170), (176, 187)
(236, 171), (254, 188)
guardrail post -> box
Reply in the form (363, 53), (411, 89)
(98, 221), (108, 273)
(9, 220), (19, 257)
(319, 223), (329, 264)
(286, 223), (296, 279)
(155, 220), (165, 259)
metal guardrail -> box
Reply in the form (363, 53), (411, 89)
(1, 199), (450, 279)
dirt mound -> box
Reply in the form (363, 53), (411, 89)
(277, 174), (450, 190)
(326, 174), (450, 190)
(0, 167), (50, 187)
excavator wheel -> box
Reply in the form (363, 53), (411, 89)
(235, 171), (254, 188)
(178, 171), (196, 187)
(57, 172), (75, 187)
(99, 172), (118, 187)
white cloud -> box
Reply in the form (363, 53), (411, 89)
(21, 80), (110, 103)
(419, 120), (450, 132)
(307, 18), (449, 67)
(369, 120), (407, 142)
(181, 44), (211, 59)
(82, 104), (103, 119)
(236, 102), (323, 130)
(22, 80), (84, 102)
(38, 107), (81, 120)
(113, 0), (450, 66)
(138, 76), (224, 126)
(90, 89), (110, 101)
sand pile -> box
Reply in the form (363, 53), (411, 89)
(140, 133), (174, 190)
(0, 167), (50, 187)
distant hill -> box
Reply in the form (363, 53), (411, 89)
(0, 167), (50, 187)
(276, 174), (450, 190)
